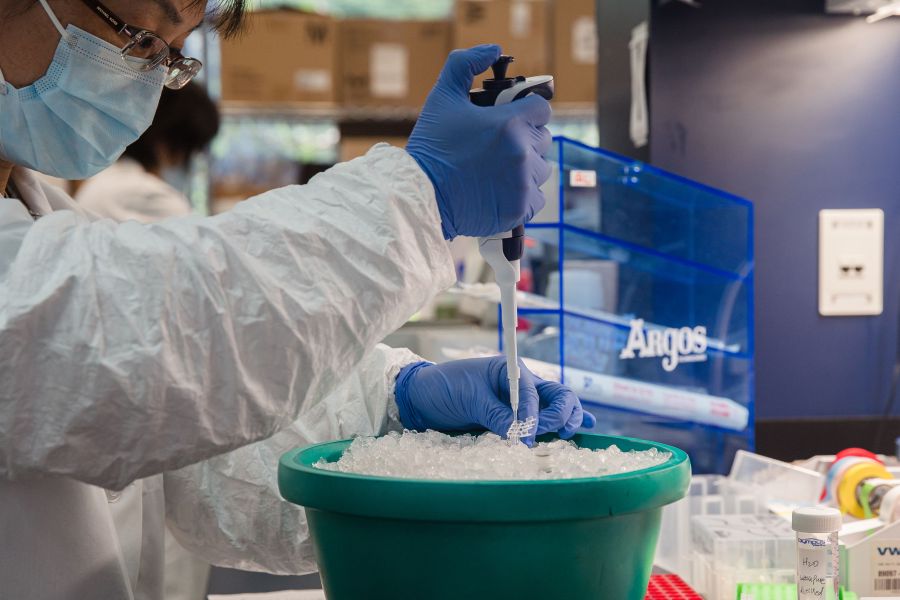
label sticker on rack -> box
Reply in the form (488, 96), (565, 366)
(873, 540), (900, 594)
(571, 16), (598, 64)
(569, 170), (597, 188)
(510, 1), (533, 38)
(294, 69), (331, 93)
(370, 44), (408, 98)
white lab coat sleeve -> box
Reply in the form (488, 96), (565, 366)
(0, 145), (455, 490)
(162, 343), (419, 575)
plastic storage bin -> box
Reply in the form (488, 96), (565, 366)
(691, 514), (797, 599)
(655, 453), (825, 593)
(515, 137), (754, 474)
(279, 433), (690, 600)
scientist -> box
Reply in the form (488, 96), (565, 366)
(74, 81), (221, 600)
(0, 1), (595, 599)
(76, 81), (219, 222)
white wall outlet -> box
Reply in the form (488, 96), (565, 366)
(818, 209), (884, 316)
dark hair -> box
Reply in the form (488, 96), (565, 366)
(11, 1), (250, 37)
(202, 0), (250, 39)
(123, 81), (220, 172)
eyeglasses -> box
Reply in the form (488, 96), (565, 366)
(79, 0), (203, 90)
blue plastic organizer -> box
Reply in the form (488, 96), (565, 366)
(508, 137), (754, 473)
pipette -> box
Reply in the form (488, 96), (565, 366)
(470, 56), (554, 441)
(478, 227), (525, 431)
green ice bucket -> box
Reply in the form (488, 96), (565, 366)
(279, 432), (691, 600)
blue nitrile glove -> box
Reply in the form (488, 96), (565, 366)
(406, 45), (553, 240)
(394, 357), (597, 447)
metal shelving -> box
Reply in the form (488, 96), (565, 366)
(218, 101), (597, 122)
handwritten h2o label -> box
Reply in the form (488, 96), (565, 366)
(797, 537), (836, 600)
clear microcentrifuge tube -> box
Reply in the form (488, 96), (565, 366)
(534, 446), (553, 474)
(791, 506), (842, 600)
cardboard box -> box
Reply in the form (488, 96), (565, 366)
(220, 9), (339, 105)
(552, 0), (597, 103)
(339, 20), (451, 108)
(454, 0), (550, 82)
(340, 136), (409, 162)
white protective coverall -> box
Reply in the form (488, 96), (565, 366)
(0, 145), (455, 600)
(77, 157), (210, 600)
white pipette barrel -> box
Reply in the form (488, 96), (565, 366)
(500, 278), (521, 421)
(478, 233), (522, 424)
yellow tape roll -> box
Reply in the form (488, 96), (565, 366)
(836, 461), (893, 519)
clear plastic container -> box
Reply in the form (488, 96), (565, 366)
(656, 474), (765, 580)
(729, 450), (826, 516)
(691, 513), (797, 600)
(655, 475), (729, 578)
(791, 507), (842, 600)
(654, 453), (827, 594)
(517, 137), (754, 475)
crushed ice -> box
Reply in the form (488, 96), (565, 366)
(313, 430), (671, 481)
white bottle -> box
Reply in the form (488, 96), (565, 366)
(792, 506), (842, 600)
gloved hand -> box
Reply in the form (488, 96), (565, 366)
(394, 356), (597, 446)
(406, 45), (553, 240)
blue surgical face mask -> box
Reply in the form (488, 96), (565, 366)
(0, 0), (167, 180)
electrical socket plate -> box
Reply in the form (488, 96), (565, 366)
(818, 209), (884, 316)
